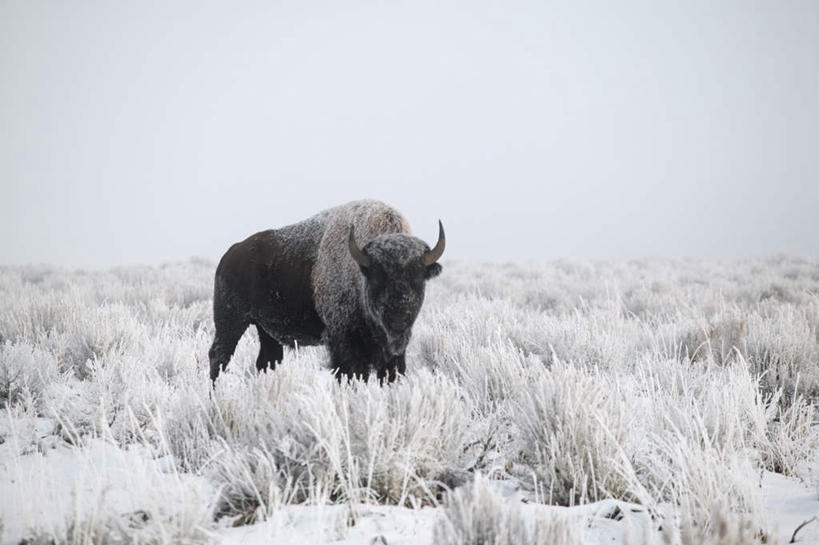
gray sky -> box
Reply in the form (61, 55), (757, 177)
(2, 0), (818, 268)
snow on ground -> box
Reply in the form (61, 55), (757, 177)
(220, 504), (439, 545)
(764, 467), (819, 544)
(0, 258), (817, 544)
(0, 436), (215, 544)
(1, 438), (817, 544)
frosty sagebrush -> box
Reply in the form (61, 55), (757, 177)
(433, 476), (775, 545)
(0, 257), (816, 543)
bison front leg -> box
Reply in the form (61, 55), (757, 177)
(329, 333), (371, 382)
(377, 353), (406, 383)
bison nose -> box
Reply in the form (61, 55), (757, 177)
(386, 313), (412, 332)
(387, 319), (406, 331)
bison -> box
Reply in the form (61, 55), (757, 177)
(209, 199), (445, 383)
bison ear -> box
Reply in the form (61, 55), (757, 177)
(424, 263), (442, 280)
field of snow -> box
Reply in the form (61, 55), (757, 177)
(0, 257), (817, 545)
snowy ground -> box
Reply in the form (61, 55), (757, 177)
(0, 258), (817, 544)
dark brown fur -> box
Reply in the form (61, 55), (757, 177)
(209, 200), (442, 383)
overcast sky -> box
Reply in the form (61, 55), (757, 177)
(1, 0), (817, 268)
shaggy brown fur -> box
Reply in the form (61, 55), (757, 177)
(209, 200), (443, 383)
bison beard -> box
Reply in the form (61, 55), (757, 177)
(208, 200), (444, 384)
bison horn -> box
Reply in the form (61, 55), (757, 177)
(423, 220), (446, 266)
(348, 225), (371, 267)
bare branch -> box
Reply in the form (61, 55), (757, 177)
(790, 515), (818, 544)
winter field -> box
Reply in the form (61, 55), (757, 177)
(0, 257), (817, 545)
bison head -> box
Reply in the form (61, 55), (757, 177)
(349, 222), (445, 354)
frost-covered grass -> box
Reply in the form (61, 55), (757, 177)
(0, 257), (817, 544)
(433, 474), (579, 545)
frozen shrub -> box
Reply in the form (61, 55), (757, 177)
(282, 368), (471, 505)
(433, 474), (580, 545)
(164, 363), (471, 509)
(742, 307), (819, 402)
(513, 361), (636, 505)
(757, 282), (799, 304)
(680, 318), (747, 364)
(160, 358), (326, 471)
(422, 335), (531, 416)
(0, 290), (73, 345)
(51, 302), (143, 379)
(159, 386), (221, 471)
(643, 360), (769, 454)
(342, 369), (471, 503)
(0, 341), (61, 410)
(615, 429), (764, 533)
(758, 392), (817, 476)
(209, 444), (293, 525)
(623, 505), (775, 545)
(611, 360), (770, 530)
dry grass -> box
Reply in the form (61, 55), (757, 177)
(0, 257), (816, 543)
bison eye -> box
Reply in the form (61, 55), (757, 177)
(424, 263), (442, 280)
(364, 266), (386, 285)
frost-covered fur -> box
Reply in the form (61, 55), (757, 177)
(209, 199), (443, 382)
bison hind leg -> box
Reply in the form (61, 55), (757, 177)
(256, 325), (284, 372)
(209, 319), (249, 383)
